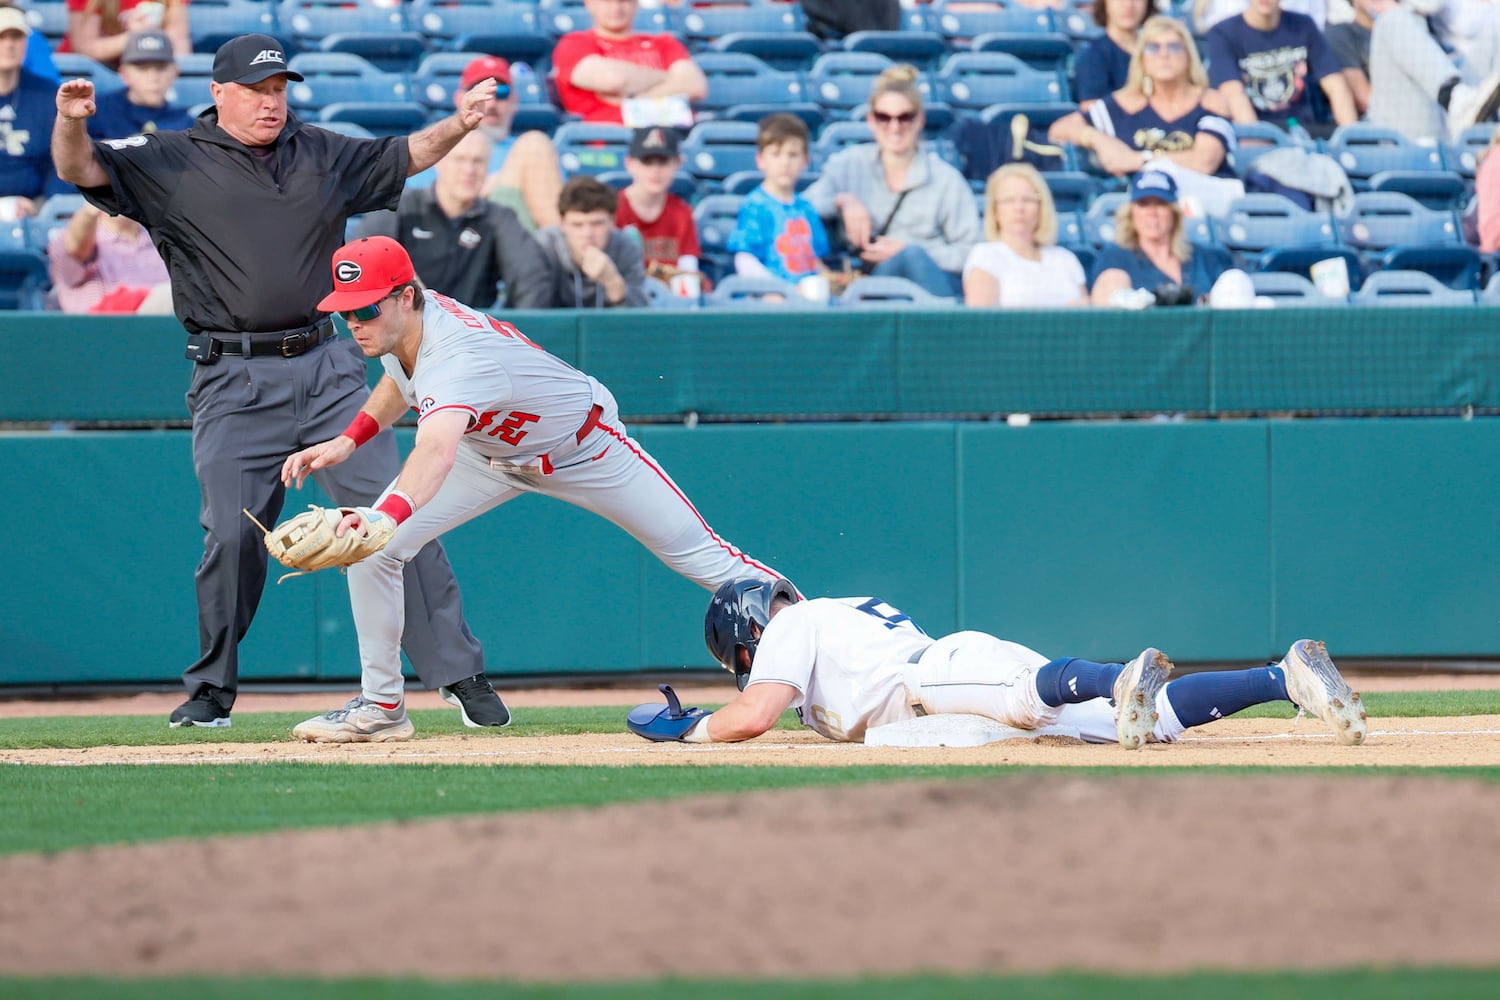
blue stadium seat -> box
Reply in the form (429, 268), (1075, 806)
(538, 0), (673, 35)
(1249, 270), (1344, 306)
(553, 121), (633, 176)
(706, 274), (813, 307)
(806, 51), (894, 113)
(936, 52), (1067, 111)
(681, 120), (761, 182)
(695, 52), (820, 126)
(929, 1), (1053, 45)
(0, 249), (50, 311)
(1216, 193), (1338, 267)
(676, 0), (805, 48)
(189, 0), (278, 54)
(969, 24), (1074, 75)
(1255, 246), (1364, 290)
(1338, 191), (1462, 250)
(23, 194), (87, 252)
(838, 275), (953, 306)
(1366, 169), (1468, 211)
(692, 193), (744, 278)
(1227, 120), (1304, 177)
(978, 99), (1078, 133)
(23, 1), (70, 47)
(1446, 123), (1494, 180)
(318, 103), (431, 138)
(1043, 172), (1101, 215)
(407, 1), (555, 65)
(277, 0), (427, 71)
(286, 53), (413, 115)
(596, 168), (699, 203)
(312, 121), (379, 140)
(721, 169), (818, 196)
(810, 120), (873, 168)
(52, 54), (122, 93)
(1325, 124), (1446, 190)
(1351, 269), (1476, 306)
(1082, 191), (1125, 247)
(841, 30), (950, 71)
(708, 30), (824, 72)
(1377, 244), (1483, 289)
(410, 51), (561, 132)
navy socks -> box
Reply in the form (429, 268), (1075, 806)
(1163, 665), (1289, 728)
(1035, 658), (1124, 707)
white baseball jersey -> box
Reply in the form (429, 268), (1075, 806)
(381, 292), (604, 469)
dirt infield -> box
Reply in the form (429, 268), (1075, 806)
(3, 677), (1500, 981)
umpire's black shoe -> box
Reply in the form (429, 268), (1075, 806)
(440, 673), (512, 728)
(168, 689), (232, 728)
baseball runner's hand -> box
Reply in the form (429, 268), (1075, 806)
(281, 437), (356, 489)
(456, 78), (497, 131)
(626, 685), (710, 742)
(56, 79), (97, 120)
(255, 504), (399, 580)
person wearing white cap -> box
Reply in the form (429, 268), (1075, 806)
(0, 7), (72, 221)
(49, 33), (512, 733)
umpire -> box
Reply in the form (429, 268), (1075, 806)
(50, 34), (510, 730)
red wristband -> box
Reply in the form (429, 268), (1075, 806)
(376, 491), (414, 525)
(343, 411), (379, 448)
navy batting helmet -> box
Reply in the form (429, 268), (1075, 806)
(704, 578), (800, 690)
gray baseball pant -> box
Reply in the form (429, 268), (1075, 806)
(182, 337), (484, 709)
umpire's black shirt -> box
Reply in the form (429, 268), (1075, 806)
(81, 108), (408, 334)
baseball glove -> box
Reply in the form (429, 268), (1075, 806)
(250, 505), (398, 581)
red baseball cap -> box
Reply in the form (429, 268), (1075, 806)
(459, 55), (511, 91)
(317, 237), (415, 312)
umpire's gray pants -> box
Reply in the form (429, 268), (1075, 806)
(182, 337), (483, 708)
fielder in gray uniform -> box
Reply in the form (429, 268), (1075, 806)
(51, 34), (510, 730)
(281, 236), (789, 742)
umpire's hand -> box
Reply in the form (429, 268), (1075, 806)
(56, 79), (98, 121)
(456, 78), (497, 131)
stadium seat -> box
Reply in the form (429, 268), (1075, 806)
(969, 25), (1075, 76)
(0, 249), (50, 311)
(838, 275), (953, 306)
(169, 53), (216, 111)
(806, 51), (895, 113)
(977, 97), (1077, 133)
(277, 0), (427, 71)
(407, 1), (555, 65)
(538, 0), (673, 35)
(929, 1), (1053, 46)
(695, 52), (821, 128)
(841, 30), (950, 71)
(312, 121), (379, 140)
(51, 54), (121, 93)
(1227, 120), (1303, 177)
(644, 275), (698, 309)
(189, 0), (278, 55)
(1248, 271), (1344, 306)
(596, 168), (699, 203)
(810, 120), (873, 169)
(681, 120), (761, 181)
(1082, 191), (1126, 246)
(286, 53), (413, 115)
(1216, 193), (1339, 267)
(23, 194), (87, 252)
(692, 193), (744, 280)
(318, 102), (430, 138)
(705, 274), (809, 307)
(1255, 246), (1364, 290)
(1366, 169), (1468, 211)
(935, 52), (1067, 111)
(553, 122), (634, 176)
(1337, 191), (1462, 250)
(411, 52), (562, 134)
(1376, 244), (1483, 290)
(1044, 172), (1102, 215)
(23, 1), (69, 47)
(720, 169), (818, 196)
(1351, 269), (1476, 306)
(677, 0), (809, 61)
(1446, 123), (1493, 180)
(1325, 124), (1446, 190)
(707, 30), (824, 72)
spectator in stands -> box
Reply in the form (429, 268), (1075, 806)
(728, 112), (833, 286)
(353, 131), (550, 311)
(46, 199), (172, 313)
(1203, 0), (1357, 136)
(533, 175), (650, 307)
(0, 0), (58, 81)
(551, 0), (707, 126)
(0, 9), (72, 221)
(409, 56), (562, 233)
(60, 0), (190, 70)
(1350, 0), (1500, 144)
(1090, 171), (1238, 306)
(1051, 16), (1245, 217)
(799, 0), (901, 39)
(615, 126), (701, 278)
(1327, 0), (1382, 116)
(1075, 0), (1152, 108)
(87, 30), (192, 140)
(803, 64), (978, 299)
(1193, 0), (1330, 32)
(1475, 123), (1500, 252)
(963, 163), (1088, 308)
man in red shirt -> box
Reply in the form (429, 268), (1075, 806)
(615, 126), (699, 276)
(550, 0), (707, 125)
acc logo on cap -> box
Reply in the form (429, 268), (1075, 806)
(335, 260), (362, 283)
(249, 49), (286, 66)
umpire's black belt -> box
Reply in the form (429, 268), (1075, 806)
(202, 318), (335, 358)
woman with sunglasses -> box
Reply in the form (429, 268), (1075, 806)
(1050, 16), (1245, 216)
(963, 162), (1088, 308)
(803, 64), (979, 299)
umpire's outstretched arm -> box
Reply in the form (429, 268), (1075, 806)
(406, 79), (498, 176)
(52, 79), (110, 189)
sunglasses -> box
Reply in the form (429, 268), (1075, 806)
(340, 291), (396, 323)
(1143, 40), (1187, 56)
(871, 110), (918, 126)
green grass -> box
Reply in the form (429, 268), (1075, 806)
(4, 968), (1500, 999)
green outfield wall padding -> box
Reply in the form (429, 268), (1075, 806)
(7, 307), (1500, 424)
(4, 417), (1499, 687)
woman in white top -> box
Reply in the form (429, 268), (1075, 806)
(962, 163), (1088, 308)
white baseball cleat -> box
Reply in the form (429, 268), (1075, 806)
(292, 695), (415, 743)
(1281, 639), (1367, 746)
(1114, 647), (1173, 750)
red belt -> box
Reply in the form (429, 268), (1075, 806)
(539, 404), (608, 475)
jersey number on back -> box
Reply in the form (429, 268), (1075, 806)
(853, 598), (927, 635)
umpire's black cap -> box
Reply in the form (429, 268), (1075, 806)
(213, 34), (304, 86)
